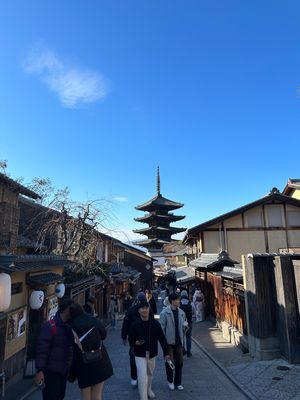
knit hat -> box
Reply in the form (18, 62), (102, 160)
(136, 292), (147, 302)
(137, 300), (150, 310)
(180, 290), (188, 299)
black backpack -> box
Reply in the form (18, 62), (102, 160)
(180, 302), (192, 324)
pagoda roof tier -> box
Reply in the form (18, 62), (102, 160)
(133, 226), (186, 235)
(134, 238), (172, 247)
(135, 213), (185, 223)
(135, 194), (184, 212)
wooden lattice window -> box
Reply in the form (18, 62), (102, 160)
(11, 282), (23, 295)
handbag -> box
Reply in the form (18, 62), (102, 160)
(82, 347), (102, 364)
(73, 327), (103, 364)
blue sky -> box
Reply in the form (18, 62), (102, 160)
(1, 1), (300, 242)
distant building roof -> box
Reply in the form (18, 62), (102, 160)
(0, 254), (74, 273)
(213, 266), (243, 282)
(176, 265), (196, 283)
(135, 194), (184, 212)
(189, 252), (238, 271)
(133, 226), (186, 235)
(282, 178), (300, 196)
(27, 272), (64, 286)
(184, 190), (300, 242)
(0, 173), (40, 199)
(135, 213), (185, 223)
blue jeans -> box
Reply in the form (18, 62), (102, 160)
(186, 323), (192, 355)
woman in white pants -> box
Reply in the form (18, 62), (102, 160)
(129, 301), (170, 400)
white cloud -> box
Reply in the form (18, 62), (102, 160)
(24, 45), (108, 108)
(112, 196), (129, 203)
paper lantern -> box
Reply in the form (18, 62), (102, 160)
(55, 283), (65, 299)
(29, 291), (44, 310)
(0, 273), (11, 312)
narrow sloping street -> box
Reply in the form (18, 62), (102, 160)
(26, 319), (248, 400)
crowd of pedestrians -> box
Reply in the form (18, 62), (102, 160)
(34, 285), (205, 400)
(121, 285), (205, 399)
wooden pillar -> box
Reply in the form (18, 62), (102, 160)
(243, 254), (280, 360)
(274, 255), (300, 363)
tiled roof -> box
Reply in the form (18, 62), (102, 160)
(135, 194), (184, 212)
(0, 254), (75, 273)
(176, 266), (196, 283)
(133, 226), (186, 234)
(110, 263), (141, 280)
(27, 272), (64, 286)
(189, 252), (238, 271)
(185, 191), (300, 240)
(214, 266), (243, 282)
(0, 173), (40, 199)
(135, 213), (185, 223)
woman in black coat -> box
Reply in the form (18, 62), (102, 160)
(69, 303), (113, 400)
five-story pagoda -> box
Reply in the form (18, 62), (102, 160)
(134, 167), (185, 263)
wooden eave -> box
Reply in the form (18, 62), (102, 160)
(133, 226), (186, 234)
(0, 172), (40, 199)
(135, 194), (184, 212)
(134, 213), (185, 223)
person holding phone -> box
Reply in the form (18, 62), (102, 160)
(159, 293), (186, 391)
(129, 301), (170, 400)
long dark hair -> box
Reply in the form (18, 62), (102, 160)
(69, 303), (85, 319)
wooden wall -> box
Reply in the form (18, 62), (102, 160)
(195, 270), (246, 334)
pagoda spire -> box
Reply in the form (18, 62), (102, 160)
(157, 166), (160, 195)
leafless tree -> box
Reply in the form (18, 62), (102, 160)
(22, 177), (117, 272)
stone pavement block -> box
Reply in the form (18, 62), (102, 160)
(260, 388), (294, 400)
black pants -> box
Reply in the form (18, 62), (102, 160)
(129, 346), (137, 380)
(43, 371), (68, 400)
(165, 345), (183, 386)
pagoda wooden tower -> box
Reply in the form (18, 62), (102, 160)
(134, 167), (185, 252)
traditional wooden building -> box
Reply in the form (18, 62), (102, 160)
(115, 242), (154, 290)
(190, 252), (246, 347)
(184, 188), (300, 263)
(282, 178), (300, 199)
(0, 175), (74, 389)
(0, 173), (40, 253)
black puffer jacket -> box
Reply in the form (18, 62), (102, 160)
(121, 304), (140, 340)
(129, 317), (168, 359)
(71, 312), (106, 351)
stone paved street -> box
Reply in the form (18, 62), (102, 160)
(192, 320), (300, 400)
(26, 319), (247, 400)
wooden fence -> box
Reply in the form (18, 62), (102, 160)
(195, 270), (246, 335)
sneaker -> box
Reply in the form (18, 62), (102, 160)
(131, 379), (138, 387)
(168, 382), (175, 390)
(187, 353), (192, 358)
(148, 389), (156, 398)
(176, 385), (184, 390)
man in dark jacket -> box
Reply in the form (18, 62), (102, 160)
(83, 296), (96, 315)
(121, 292), (147, 387)
(35, 298), (74, 400)
(129, 301), (170, 400)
